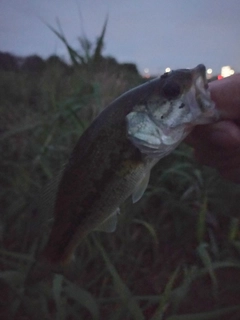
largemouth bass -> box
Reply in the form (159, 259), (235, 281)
(42, 64), (218, 266)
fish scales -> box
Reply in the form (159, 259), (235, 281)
(43, 80), (160, 264)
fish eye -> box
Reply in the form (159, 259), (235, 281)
(179, 103), (185, 109)
(162, 81), (181, 99)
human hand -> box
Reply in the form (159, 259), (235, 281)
(186, 74), (240, 183)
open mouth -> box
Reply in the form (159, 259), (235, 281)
(194, 74), (213, 111)
(193, 72), (219, 122)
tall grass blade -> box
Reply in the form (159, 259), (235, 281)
(231, 241), (240, 255)
(0, 121), (44, 141)
(53, 274), (66, 320)
(93, 236), (145, 320)
(197, 243), (218, 291)
(197, 197), (208, 243)
(170, 267), (196, 313)
(151, 267), (180, 320)
(228, 217), (239, 241)
(0, 249), (34, 262)
(160, 163), (194, 182)
(0, 270), (25, 288)
(64, 279), (99, 320)
(93, 16), (108, 64)
(197, 261), (240, 278)
(166, 305), (240, 320)
(133, 218), (158, 244)
(46, 20), (85, 66)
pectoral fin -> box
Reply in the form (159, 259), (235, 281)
(95, 208), (120, 233)
(132, 171), (150, 203)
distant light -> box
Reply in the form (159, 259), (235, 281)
(217, 75), (223, 80)
(221, 66), (235, 78)
(143, 68), (150, 78)
(207, 68), (212, 74)
(165, 67), (171, 73)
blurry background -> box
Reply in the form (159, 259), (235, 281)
(0, 0), (240, 76)
(1, 1), (240, 320)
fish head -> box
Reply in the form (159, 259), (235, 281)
(148, 64), (218, 128)
(127, 64), (219, 154)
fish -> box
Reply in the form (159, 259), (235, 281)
(41, 64), (218, 266)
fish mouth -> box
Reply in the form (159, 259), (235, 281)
(192, 64), (210, 106)
(191, 64), (219, 122)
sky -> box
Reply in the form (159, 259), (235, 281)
(0, 0), (240, 76)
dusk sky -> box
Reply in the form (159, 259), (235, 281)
(1, 0), (240, 75)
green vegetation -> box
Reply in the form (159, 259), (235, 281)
(1, 21), (240, 320)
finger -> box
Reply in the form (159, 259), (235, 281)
(220, 168), (240, 183)
(194, 146), (240, 169)
(209, 74), (240, 120)
(186, 120), (240, 148)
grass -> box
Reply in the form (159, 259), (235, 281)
(1, 21), (240, 319)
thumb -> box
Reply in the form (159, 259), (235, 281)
(185, 120), (240, 149)
(206, 120), (240, 148)
(209, 74), (240, 120)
